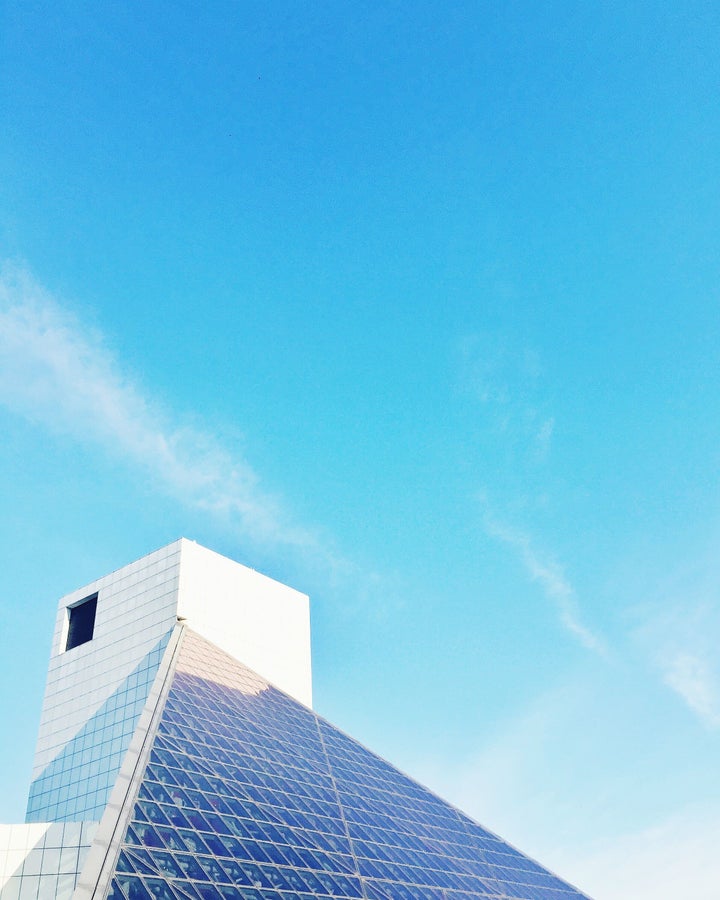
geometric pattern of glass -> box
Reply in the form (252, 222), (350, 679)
(26, 631), (173, 824)
(104, 630), (591, 900)
(0, 821), (98, 900)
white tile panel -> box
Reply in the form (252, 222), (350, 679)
(30, 543), (182, 782)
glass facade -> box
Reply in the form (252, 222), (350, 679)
(105, 630), (590, 900)
(26, 632), (172, 823)
(0, 821), (97, 900)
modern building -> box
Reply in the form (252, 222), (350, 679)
(0, 540), (591, 900)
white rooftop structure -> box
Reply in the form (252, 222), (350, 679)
(33, 539), (312, 795)
(1, 540), (312, 900)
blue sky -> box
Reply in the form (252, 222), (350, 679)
(1, 3), (720, 896)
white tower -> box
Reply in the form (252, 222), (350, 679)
(0, 540), (311, 900)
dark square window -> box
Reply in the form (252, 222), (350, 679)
(66, 593), (98, 651)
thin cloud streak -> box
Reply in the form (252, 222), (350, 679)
(484, 514), (606, 654)
(0, 264), (348, 575)
(634, 600), (720, 729)
(556, 801), (720, 900)
(458, 333), (555, 458)
(662, 652), (720, 728)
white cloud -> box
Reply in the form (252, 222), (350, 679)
(557, 801), (720, 900)
(407, 685), (602, 897)
(458, 333), (555, 457)
(634, 600), (720, 729)
(0, 263), (347, 573)
(484, 513), (606, 654)
(412, 690), (720, 900)
(412, 686), (575, 839)
(460, 336), (598, 649)
(662, 651), (720, 728)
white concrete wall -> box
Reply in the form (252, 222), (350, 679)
(177, 540), (312, 707)
(31, 542), (182, 782)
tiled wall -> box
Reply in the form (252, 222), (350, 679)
(30, 542), (183, 787)
(26, 633), (172, 822)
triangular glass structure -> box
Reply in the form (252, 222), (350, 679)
(88, 629), (590, 900)
(26, 631), (172, 823)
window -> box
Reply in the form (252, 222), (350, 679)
(66, 594), (98, 651)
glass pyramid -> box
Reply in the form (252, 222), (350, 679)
(26, 631), (172, 824)
(91, 629), (590, 900)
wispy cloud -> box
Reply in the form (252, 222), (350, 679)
(483, 513), (606, 654)
(409, 683), (601, 897)
(556, 801), (720, 900)
(458, 334), (603, 653)
(634, 600), (720, 729)
(662, 652), (720, 727)
(458, 333), (554, 458)
(0, 263), (349, 574)
(413, 693), (720, 900)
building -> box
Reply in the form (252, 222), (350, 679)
(0, 540), (591, 900)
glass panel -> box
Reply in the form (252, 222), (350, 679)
(27, 631), (172, 822)
(107, 630), (588, 900)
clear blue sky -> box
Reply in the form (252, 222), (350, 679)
(1, 3), (719, 897)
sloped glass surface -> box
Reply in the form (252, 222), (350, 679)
(27, 631), (173, 822)
(105, 630), (591, 900)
